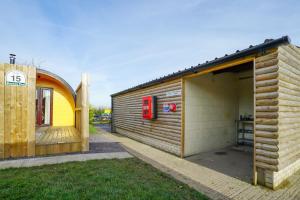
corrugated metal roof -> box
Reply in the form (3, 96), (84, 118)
(111, 36), (290, 97)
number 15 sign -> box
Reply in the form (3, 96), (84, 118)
(5, 70), (27, 86)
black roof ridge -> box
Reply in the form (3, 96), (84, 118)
(111, 35), (290, 97)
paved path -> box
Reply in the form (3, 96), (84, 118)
(90, 131), (115, 143)
(0, 152), (132, 169)
(94, 123), (111, 132)
(99, 130), (300, 200)
(89, 131), (127, 153)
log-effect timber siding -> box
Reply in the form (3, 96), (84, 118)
(275, 45), (300, 183)
(255, 44), (300, 188)
(255, 50), (280, 172)
(112, 80), (182, 156)
(277, 45), (300, 168)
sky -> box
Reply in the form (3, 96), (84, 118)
(0, 0), (299, 107)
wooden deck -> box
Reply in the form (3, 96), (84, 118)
(35, 126), (81, 156)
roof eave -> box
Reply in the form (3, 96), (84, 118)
(37, 68), (76, 99)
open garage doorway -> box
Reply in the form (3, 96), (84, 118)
(184, 61), (254, 183)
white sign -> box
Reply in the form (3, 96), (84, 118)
(163, 104), (170, 112)
(166, 90), (181, 97)
(5, 70), (27, 86)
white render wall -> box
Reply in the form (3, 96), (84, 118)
(237, 70), (253, 117)
(184, 71), (253, 157)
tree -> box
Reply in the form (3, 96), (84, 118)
(89, 105), (97, 124)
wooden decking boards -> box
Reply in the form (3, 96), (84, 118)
(36, 126), (81, 145)
(35, 126), (81, 156)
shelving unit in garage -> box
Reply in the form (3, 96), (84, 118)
(236, 120), (254, 146)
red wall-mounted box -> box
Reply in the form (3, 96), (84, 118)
(142, 96), (157, 120)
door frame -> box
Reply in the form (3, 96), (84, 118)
(36, 87), (53, 126)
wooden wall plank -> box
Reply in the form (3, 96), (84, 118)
(255, 44), (300, 188)
(75, 73), (89, 152)
(35, 143), (81, 156)
(0, 64), (4, 159)
(253, 59), (258, 185)
(14, 65), (23, 157)
(277, 45), (300, 170)
(27, 66), (36, 157)
(75, 85), (82, 133)
(254, 50), (280, 173)
(112, 79), (182, 156)
(2, 64), (36, 158)
(4, 64), (13, 158)
(22, 65), (29, 156)
(180, 78), (185, 158)
(80, 73), (89, 152)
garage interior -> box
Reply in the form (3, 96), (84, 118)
(184, 61), (254, 183)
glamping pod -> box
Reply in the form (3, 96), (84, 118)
(111, 36), (300, 189)
(36, 69), (76, 127)
(0, 64), (89, 159)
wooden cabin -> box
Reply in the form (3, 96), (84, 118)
(0, 64), (89, 159)
(111, 36), (300, 189)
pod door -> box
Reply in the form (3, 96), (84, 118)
(36, 88), (53, 126)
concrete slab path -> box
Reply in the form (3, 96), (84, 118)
(0, 152), (132, 170)
(98, 130), (300, 200)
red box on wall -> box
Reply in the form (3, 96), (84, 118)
(142, 96), (157, 120)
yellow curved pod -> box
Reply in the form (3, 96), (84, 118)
(37, 76), (75, 127)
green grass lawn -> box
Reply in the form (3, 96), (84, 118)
(92, 120), (111, 124)
(0, 158), (207, 200)
(89, 124), (97, 134)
